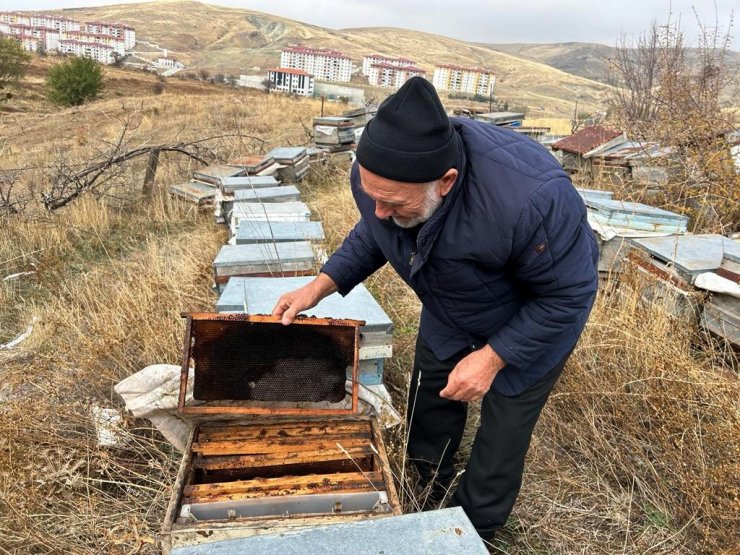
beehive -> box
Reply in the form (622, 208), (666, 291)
(161, 313), (400, 552)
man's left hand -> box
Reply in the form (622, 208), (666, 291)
(439, 345), (505, 402)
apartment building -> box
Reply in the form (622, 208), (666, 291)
(280, 45), (352, 83)
(366, 61), (425, 89)
(268, 67), (315, 97)
(0, 11), (135, 64)
(85, 20), (136, 50)
(432, 64), (495, 97)
(58, 40), (115, 65)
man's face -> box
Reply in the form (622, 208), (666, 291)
(359, 166), (447, 228)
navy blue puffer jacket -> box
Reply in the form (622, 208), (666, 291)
(322, 117), (599, 395)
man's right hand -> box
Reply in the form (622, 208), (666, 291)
(271, 273), (339, 325)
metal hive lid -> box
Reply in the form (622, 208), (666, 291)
(178, 313), (364, 416)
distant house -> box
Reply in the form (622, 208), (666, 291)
(268, 67), (315, 97)
(551, 126), (624, 173)
(155, 56), (184, 70)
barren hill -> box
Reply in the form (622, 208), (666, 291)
(47, 0), (610, 117)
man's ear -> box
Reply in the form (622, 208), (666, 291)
(438, 168), (458, 197)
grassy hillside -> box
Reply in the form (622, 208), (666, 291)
(488, 41), (740, 97)
(45, 0), (610, 118)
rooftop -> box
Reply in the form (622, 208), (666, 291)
(436, 63), (493, 74)
(551, 126), (624, 155)
(282, 44), (351, 60)
(269, 67), (313, 77)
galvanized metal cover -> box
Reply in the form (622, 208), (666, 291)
(216, 277), (393, 334)
(235, 221), (325, 245)
(170, 507), (487, 555)
(230, 202), (311, 222)
(219, 176), (280, 189)
(630, 235), (726, 275)
(267, 147), (308, 163)
(233, 186), (300, 202)
(213, 243), (315, 268)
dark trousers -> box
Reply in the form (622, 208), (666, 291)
(407, 335), (568, 539)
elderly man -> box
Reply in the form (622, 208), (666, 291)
(273, 77), (599, 540)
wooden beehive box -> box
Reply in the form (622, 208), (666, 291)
(161, 313), (400, 553)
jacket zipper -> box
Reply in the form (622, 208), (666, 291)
(409, 251), (417, 266)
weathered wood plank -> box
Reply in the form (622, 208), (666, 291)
(192, 437), (370, 457)
(197, 421), (371, 443)
(195, 445), (375, 471)
(184, 470), (385, 499)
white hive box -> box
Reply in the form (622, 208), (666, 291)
(233, 186), (301, 203)
(235, 221), (325, 245)
(212, 243), (316, 288)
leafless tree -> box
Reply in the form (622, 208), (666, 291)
(41, 110), (266, 211)
(606, 12), (739, 232)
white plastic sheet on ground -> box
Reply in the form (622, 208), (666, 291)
(114, 364), (402, 453)
(694, 272), (740, 299)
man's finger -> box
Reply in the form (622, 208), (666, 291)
(281, 303), (300, 326)
(440, 379), (459, 399)
(272, 295), (295, 318)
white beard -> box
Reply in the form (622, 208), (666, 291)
(392, 183), (443, 229)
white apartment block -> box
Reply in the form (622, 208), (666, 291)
(0, 12), (30, 26)
(3, 24), (60, 52)
(85, 21), (135, 50)
(61, 31), (125, 55)
(0, 11), (134, 64)
(280, 45), (352, 83)
(366, 62), (425, 89)
(268, 67), (315, 97)
(29, 14), (80, 32)
(19, 35), (39, 52)
(361, 54), (417, 76)
(432, 64), (495, 97)
(59, 40), (114, 65)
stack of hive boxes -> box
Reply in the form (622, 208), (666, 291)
(313, 116), (355, 153)
(268, 147), (311, 184)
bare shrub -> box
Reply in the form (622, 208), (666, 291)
(607, 14), (739, 233)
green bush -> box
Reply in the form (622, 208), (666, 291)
(0, 36), (31, 90)
(46, 56), (104, 106)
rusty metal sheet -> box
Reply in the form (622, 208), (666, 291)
(551, 126), (623, 155)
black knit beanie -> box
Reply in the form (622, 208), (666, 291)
(357, 77), (458, 183)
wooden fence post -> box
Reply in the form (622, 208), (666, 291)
(143, 147), (161, 197)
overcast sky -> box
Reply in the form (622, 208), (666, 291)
(1, 0), (737, 50)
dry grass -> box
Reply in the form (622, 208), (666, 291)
(1, 65), (738, 553)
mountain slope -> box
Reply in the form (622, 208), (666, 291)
(49, 0), (610, 117)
